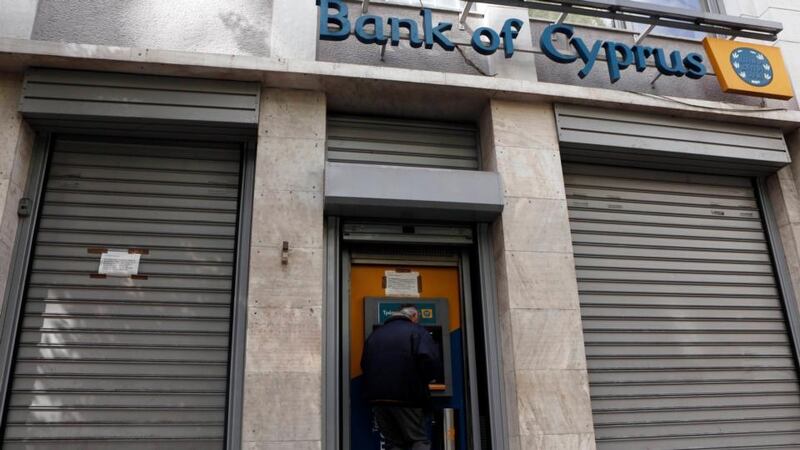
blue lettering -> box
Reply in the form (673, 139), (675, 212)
(573, 38), (603, 79)
(540, 24), (577, 64)
(633, 45), (654, 72)
(472, 27), (501, 55)
(314, 6), (708, 85)
(501, 18), (524, 58)
(603, 41), (634, 83)
(683, 52), (707, 79)
(421, 9), (455, 51)
(654, 49), (687, 77)
(389, 17), (423, 48)
(538, 23), (705, 83)
(355, 15), (387, 44)
(317, 0), (350, 41)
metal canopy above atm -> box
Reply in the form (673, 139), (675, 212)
(324, 162), (504, 222)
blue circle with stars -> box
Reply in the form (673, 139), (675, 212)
(730, 48), (773, 87)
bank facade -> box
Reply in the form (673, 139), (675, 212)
(1, 0), (800, 449)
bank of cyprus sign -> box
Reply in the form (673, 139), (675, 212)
(703, 37), (793, 100)
(316, 0), (794, 100)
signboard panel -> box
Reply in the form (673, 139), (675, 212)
(317, 0), (795, 101)
(704, 37), (794, 100)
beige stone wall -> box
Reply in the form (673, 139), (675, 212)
(0, 72), (33, 308)
(767, 131), (800, 313)
(480, 99), (596, 450)
(242, 88), (327, 450)
(239, 90), (595, 450)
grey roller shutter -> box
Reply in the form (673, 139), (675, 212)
(327, 116), (479, 170)
(20, 69), (260, 130)
(3, 136), (241, 449)
(555, 104), (790, 175)
(342, 221), (473, 245)
(564, 164), (800, 449)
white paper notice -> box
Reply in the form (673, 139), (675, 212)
(99, 251), (141, 277)
(385, 271), (420, 297)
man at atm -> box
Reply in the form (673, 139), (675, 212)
(361, 304), (441, 450)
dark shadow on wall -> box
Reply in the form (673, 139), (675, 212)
(219, 11), (269, 57)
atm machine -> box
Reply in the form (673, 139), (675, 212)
(349, 265), (468, 450)
(364, 298), (452, 396)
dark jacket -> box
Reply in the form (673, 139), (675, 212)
(361, 315), (440, 407)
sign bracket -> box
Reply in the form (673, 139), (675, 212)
(459, 2), (475, 30)
(475, 0), (781, 41)
(650, 71), (663, 85)
(634, 22), (657, 45)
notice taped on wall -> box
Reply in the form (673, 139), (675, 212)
(384, 271), (420, 297)
(99, 251), (141, 277)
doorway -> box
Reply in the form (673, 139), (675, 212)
(349, 264), (466, 449)
(337, 221), (487, 450)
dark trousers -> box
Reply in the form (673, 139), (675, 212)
(373, 405), (431, 450)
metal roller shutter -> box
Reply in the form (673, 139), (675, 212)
(342, 221), (473, 245)
(2, 136), (241, 449)
(555, 104), (790, 175)
(564, 164), (800, 449)
(20, 69), (261, 129)
(327, 116), (480, 170)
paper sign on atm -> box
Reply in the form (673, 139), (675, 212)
(384, 270), (420, 297)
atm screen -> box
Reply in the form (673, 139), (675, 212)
(371, 324), (446, 385)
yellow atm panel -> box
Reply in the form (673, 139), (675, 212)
(349, 264), (466, 450)
(349, 265), (461, 379)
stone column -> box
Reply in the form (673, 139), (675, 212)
(480, 99), (596, 450)
(0, 73), (34, 309)
(767, 130), (800, 313)
(242, 88), (327, 450)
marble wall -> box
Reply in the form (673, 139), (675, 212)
(480, 99), (596, 450)
(242, 88), (327, 450)
(767, 130), (800, 319)
(0, 73), (34, 312)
